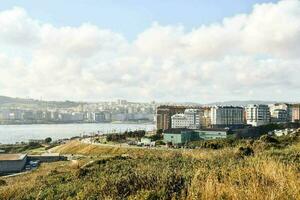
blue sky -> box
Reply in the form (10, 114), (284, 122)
(0, 0), (299, 102)
(0, 0), (279, 40)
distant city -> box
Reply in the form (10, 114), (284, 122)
(1, 96), (300, 130)
(156, 103), (300, 131)
(0, 96), (155, 124)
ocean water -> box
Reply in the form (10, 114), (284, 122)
(0, 123), (155, 144)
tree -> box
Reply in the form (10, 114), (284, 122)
(156, 129), (163, 135)
(45, 137), (52, 144)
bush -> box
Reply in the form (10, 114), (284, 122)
(155, 140), (166, 146)
(259, 135), (279, 144)
(236, 147), (254, 158)
(148, 134), (163, 141)
(106, 134), (126, 142)
(0, 179), (6, 186)
(123, 130), (146, 138)
(45, 137), (52, 144)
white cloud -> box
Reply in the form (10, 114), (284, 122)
(0, 0), (300, 103)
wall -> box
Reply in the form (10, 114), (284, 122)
(0, 156), (27, 174)
(28, 155), (67, 163)
(164, 134), (183, 145)
(194, 130), (227, 140)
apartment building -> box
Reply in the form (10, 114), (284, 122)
(171, 109), (201, 129)
(246, 104), (270, 127)
(156, 106), (187, 130)
(210, 106), (244, 128)
(292, 104), (300, 122)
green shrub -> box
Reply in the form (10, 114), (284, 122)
(155, 140), (166, 145)
(236, 146), (254, 158)
(0, 179), (6, 187)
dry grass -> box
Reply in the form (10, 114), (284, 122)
(0, 139), (299, 200)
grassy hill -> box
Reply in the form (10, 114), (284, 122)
(0, 95), (81, 109)
(1, 137), (300, 200)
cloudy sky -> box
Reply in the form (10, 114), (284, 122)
(0, 0), (299, 103)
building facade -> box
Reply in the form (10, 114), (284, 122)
(210, 106), (244, 128)
(163, 128), (228, 145)
(0, 154), (27, 174)
(171, 114), (189, 128)
(271, 109), (288, 123)
(201, 107), (212, 128)
(269, 103), (292, 122)
(171, 109), (201, 129)
(246, 104), (270, 127)
(292, 104), (300, 122)
(156, 106), (187, 130)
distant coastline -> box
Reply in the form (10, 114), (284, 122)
(0, 121), (154, 126)
(0, 123), (156, 144)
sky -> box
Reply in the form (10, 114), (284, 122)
(0, 0), (300, 103)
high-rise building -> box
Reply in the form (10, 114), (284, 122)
(201, 107), (211, 128)
(271, 109), (288, 123)
(246, 104), (270, 127)
(171, 114), (189, 128)
(210, 106), (244, 128)
(171, 109), (201, 129)
(156, 106), (188, 130)
(292, 104), (300, 122)
(184, 109), (201, 129)
(269, 103), (292, 122)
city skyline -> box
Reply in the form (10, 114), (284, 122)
(0, 0), (300, 103)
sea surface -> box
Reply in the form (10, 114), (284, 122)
(0, 123), (155, 144)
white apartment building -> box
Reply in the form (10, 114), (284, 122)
(171, 109), (201, 129)
(271, 109), (288, 123)
(184, 109), (201, 129)
(269, 103), (292, 122)
(210, 106), (244, 128)
(171, 114), (189, 128)
(246, 104), (270, 127)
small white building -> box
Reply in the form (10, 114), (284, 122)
(138, 137), (155, 147)
(269, 129), (296, 137)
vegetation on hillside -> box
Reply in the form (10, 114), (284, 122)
(1, 134), (300, 200)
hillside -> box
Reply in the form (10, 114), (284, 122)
(0, 96), (81, 109)
(1, 136), (300, 200)
(206, 100), (279, 106)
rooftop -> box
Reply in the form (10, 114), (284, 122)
(0, 154), (27, 161)
(196, 128), (229, 132)
(163, 128), (193, 134)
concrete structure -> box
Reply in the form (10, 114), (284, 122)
(246, 104), (270, 127)
(171, 114), (189, 128)
(292, 104), (300, 122)
(269, 103), (292, 122)
(184, 109), (201, 129)
(28, 153), (67, 163)
(271, 109), (288, 123)
(156, 106), (187, 130)
(210, 106), (244, 128)
(193, 129), (228, 140)
(0, 154), (27, 174)
(201, 107), (212, 128)
(163, 128), (228, 145)
(163, 129), (194, 145)
(28, 139), (45, 144)
(139, 137), (154, 146)
(171, 109), (201, 129)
